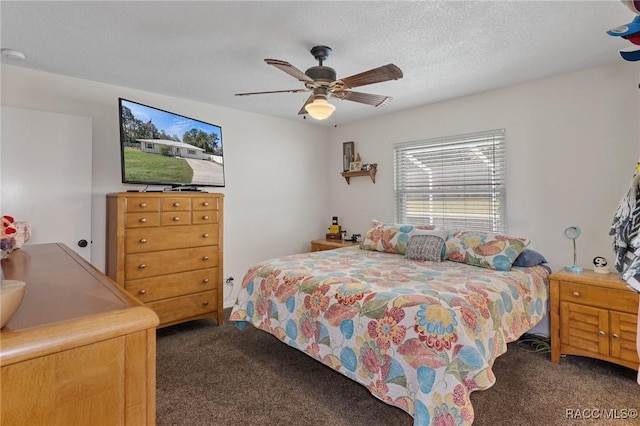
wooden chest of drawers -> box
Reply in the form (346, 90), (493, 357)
(550, 269), (639, 370)
(106, 192), (224, 327)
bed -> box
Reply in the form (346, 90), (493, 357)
(229, 229), (549, 425)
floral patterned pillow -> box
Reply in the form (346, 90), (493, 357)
(360, 220), (436, 255)
(444, 230), (530, 271)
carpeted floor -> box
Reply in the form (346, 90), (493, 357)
(156, 313), (639, 425)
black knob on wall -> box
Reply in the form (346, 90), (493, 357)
(78, 239), (88, 248)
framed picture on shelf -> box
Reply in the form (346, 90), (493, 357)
(343, 141), (354, 172)
(349, 161), (362, 172)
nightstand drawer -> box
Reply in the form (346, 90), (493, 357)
(310, 239), (360, 252)
(560, 281), (639, 313)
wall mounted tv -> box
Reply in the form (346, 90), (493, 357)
(119, 98), (225, 188)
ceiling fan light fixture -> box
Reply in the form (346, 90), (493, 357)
(305, 97), (335, 120)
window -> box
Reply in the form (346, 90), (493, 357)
(394, 129), (506, 232)
(146, 143), (153, 149)
(188, 149), (196, 155)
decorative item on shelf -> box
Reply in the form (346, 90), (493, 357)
(1, 279), (26, 329)
(349, 233), (361, 242)
(355, 152), (361, 162)
(343, 142), (354, 172)
(593, 256), (611, 274)
(349, 161), (362, 172)
(564, 226), (583, 272)
(326, 233), (342, 240)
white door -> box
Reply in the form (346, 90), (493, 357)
(1, 106), (93, 261)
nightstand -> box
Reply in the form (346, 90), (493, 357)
(549, 269), (639, 370)
(310, 239), (360, 252)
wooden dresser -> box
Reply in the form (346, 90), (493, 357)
(106, 192), (224, 328)
(1, 243), (158, 425)
(550, 269), (639, 370)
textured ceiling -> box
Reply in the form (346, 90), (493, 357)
(0, 1), (635, 126)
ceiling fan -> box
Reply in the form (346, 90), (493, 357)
(235, 45), (403, 120)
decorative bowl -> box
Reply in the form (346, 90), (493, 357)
(1, 280), (26, 329)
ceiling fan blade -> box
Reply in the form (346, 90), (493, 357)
(298, 94), (315, 115)
(331, 91), (392, 107)
(334, 64), (403, 90)
(235, 88), (309, 96)
(265, 59), (314, 83)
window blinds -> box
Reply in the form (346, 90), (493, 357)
(394, 129), (506, 232)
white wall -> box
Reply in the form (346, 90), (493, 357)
(1, 64), (331, 307)
(327, 61), (639, 334)
(328, 61), (639, 272)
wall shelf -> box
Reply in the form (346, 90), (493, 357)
(341, 166), (377, 184)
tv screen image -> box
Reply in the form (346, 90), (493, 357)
(119, 98), (225, 188)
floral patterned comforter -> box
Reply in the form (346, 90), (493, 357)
(229, 247), (549, 425)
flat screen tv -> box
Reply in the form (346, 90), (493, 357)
(118, 98), (225, 189)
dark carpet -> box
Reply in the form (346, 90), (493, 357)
(156, 311), (639, 425)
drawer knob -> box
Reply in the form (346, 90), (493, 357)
(173, 202), (180, 207)
(203, 278), (209, 284)
(612, 333), (620, 339)
(140, 238), (147, 244)
(139, 264), (146, 269)
(140, 218), (147, 223)
(140, 202), (147, 208)
(139, 289), (147, 295)
(173, 216), (180, 221)
(203, 215), (209, 221)
(572, 292), (580, 297)
(203, 202), (209, 207)
(203, 256), (209, 261)
(203, 233), (209, 238)
(202, 300), (209, 306)
(598, 330), (606, 336)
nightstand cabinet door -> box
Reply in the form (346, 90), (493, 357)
(560, 302), (609, 357)
(610, 311), (639, 364)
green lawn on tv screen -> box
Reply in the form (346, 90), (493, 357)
(123, 147), (193, 183)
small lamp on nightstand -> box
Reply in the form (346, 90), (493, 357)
(564, 226), (583, 272)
